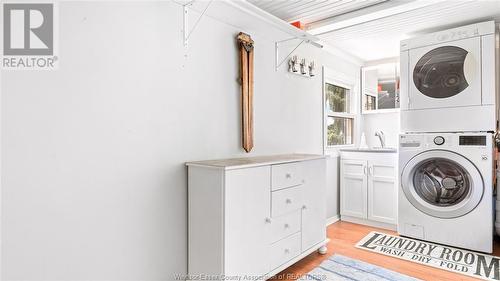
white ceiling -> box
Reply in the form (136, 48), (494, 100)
(247, 0), (500, 62)
(247, 0), (387, 24)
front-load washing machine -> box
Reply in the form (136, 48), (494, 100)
(400, 21), (498, 133)
(399, 132), (493, 253)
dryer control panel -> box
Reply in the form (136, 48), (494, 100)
(399, 134), (422, 148)
(400, 133), (491, 150)
(459, 135), (486, 146)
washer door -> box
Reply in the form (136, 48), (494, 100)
(401, 150), (483, 218)
(408, 37), (481, 110)
(413, 46), (470, 99)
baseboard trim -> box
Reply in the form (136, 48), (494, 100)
(326, 215), (340, 226)
(341, 215), (396, 231)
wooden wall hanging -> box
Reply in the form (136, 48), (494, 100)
(237, 32), (254, 153)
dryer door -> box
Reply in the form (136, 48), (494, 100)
(401, 150), (483, 218)
(408, 37), (481, 110)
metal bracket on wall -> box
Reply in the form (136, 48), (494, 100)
(183, 0), (213, 47)
(274, 37), (323, 71)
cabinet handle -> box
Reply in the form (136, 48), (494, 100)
(363, 166), (367, 175)
(369, 166), (373, 175)
(302, 205), (307, 210)
(265, 217), (272, 223)
(284, 248), (290, 254)
(286, 173), (292, 179)
(285, 198), (292, 204)
(284, 223), (290, 229)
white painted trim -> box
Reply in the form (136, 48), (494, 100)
(323, 73), (358, 150)
(322, 67), (326, 155)
(341, 215), (396, 231)
(362, 108), (400, 115)
(361, 61), (400, 114)
(326, 215), (340, 226)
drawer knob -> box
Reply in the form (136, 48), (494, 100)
(284, 248), (290, 254)
(284, 223), (290, 229)
(302, 205), (307, 210)
(285, 198), (292, 204)
(265, 217), (272, 223)
(286, 173), (292, 179)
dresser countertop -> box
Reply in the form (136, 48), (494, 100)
(186, 154), (326, 170)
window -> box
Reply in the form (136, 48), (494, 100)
(325, 83), (354, 146)
(364, 95), (376, 111)
(362, 62), (400, 113)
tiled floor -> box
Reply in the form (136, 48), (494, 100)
(272, 221), (500, 281)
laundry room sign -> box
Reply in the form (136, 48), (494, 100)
(356, 231), (500, 281)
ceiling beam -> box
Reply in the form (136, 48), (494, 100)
(307, 0), (444, 36)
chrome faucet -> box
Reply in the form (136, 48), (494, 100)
(375, 131), (386, 148)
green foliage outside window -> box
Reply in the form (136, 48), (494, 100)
(327, 117), (352, 146)
(325, 83), (349, 113)
(325, 83), (353, 146)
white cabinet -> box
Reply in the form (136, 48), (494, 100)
(340, 159), (367, 219)
(367, 158), (398, 225)
(187, 154), (327, 280)
(340, 151), (397, 229)
(300, 158), (327, 251)
(225, 166), (271, 276)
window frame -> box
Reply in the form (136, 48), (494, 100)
(361, 59), (401, 114)
(323, 78), (356, 149)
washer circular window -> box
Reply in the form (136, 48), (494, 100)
(413, 158), (470, 206)
(401, 150), (484, 219)
(413, 46), (469, 98)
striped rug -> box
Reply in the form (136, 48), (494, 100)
(300, 255), (421, 281)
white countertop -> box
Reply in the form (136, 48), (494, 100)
(186, 153), (326, 170)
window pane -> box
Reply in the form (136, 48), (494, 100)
(327, 117), (353, 146)
(364, 95), (376, 111)
(378, 79), (396, 109)
(326, 83), (350, 113)
(362, 62), (400, 111)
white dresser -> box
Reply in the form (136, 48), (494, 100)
(186, 154), (327, 280)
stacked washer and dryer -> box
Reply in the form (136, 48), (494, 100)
(398, 21), (498, 253)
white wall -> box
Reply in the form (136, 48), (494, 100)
(0, 1), (360, 280)
(361, 112), (400, 148)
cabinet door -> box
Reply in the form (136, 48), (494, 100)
(301, 159), (326, 251)
(340, 159), (367, 219)
(367, 159), (397, 224)
(224, 166), (271, 276)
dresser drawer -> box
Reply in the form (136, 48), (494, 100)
(269, 232), (301, 270)
(271, 186), (303, 217)
(271, 162), (304, 191)
(269, 210), (301, 243)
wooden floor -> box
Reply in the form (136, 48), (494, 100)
(272, 221), (500, 281)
